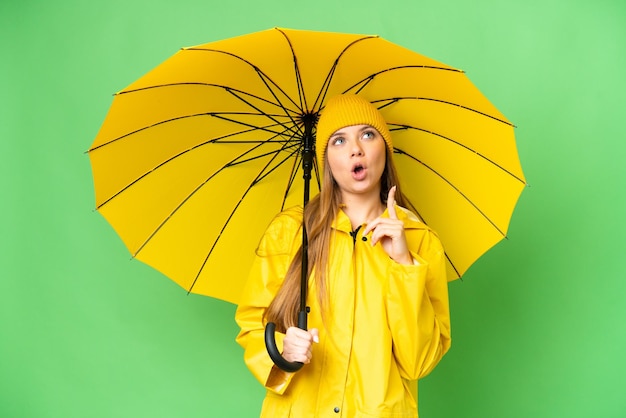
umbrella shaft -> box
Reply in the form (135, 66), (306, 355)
(298, 112), (317, 325)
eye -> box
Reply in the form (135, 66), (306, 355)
(362, 130), (376, 140)
(331, 136), (345, 146)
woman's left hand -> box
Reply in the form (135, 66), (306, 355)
(363, 186), (413, 265)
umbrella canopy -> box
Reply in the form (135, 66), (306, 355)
(88, 27), (526, 304)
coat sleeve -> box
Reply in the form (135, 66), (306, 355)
(385, 227), (451, 380)
(234, 210), (302, 394)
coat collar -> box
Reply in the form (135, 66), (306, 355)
(331, 204), (428, 233)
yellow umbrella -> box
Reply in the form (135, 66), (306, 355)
(89, 27), (526, 305)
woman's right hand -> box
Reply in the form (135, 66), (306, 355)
(282, 327), (319, 364)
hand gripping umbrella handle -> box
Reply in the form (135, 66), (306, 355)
(264, 310), (308, 373)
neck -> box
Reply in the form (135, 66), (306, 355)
(340, 191), (385, 230)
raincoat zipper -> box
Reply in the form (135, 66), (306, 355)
(349, 225), (363, 247)
(332, 224), (364, 416)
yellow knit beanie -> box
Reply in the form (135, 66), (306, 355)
(315, 94), (393, 170)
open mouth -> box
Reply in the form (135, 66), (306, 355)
(352, 164), (364, 174)
(351, 163), (367, 180)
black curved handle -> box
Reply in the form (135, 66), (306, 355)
(264, 322), (304, 372)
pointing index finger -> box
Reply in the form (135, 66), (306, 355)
(387, 186), (398, 219)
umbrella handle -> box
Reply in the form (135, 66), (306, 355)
(264, 322), (304, 372)
(264, 310), (308, 372)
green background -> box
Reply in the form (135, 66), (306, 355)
(2, 0), (625, 417)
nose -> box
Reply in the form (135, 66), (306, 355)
(350, 141), (364, 157)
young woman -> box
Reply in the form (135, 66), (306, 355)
(235, 94), (451, 417)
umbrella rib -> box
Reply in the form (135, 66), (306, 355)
(211, 112), (299, 139)
(254, 141), (301, 186)
(95, 121), (291, 210)
(120, 60), (306, 144)
(375, 95), (514, 128)
(389, 123), (526, 185)
(445, 253), (463, 279)
(120, 82), (303, 134)
(246, 71), (305, 133)
(222, 88), (302, 139)
(313, 61), (339, 111)
(131, 134), (285, 260)
(374, 96), (525, 184)
(308, 34), (378, 111)
(223, 131), (300, 169)
(281, 145), (304, 211)
(342, 65), (463, 96)
(227, 138), (300, 168)
(226, 123), (301, 185)
(400, 197), (464, 279)
(393, 147), (507, 237)
(89, 110), (289, 153)
(276, 28), (307, 112)
(183, 47), (304, 114)
(187, 130), (301, 293)
(89, 82), (304, 151)
(201, 68), (309, 195)
(118, 83), (296, 115)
